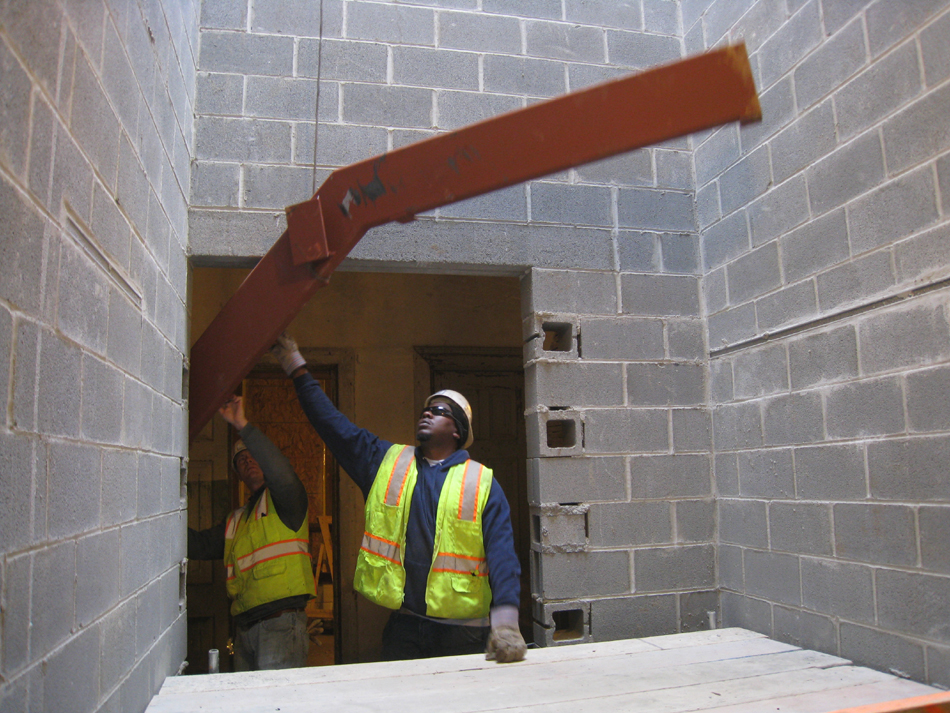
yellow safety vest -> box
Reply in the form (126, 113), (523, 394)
(223, 489), (316, 616)
(354, 444), (493, 619)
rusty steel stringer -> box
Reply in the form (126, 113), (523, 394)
(188, 43), (761, 441)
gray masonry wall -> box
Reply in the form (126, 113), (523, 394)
(692, 0), (950, 689)
(0, 0), (195, 711)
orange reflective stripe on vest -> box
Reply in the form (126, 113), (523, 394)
(457, 460), (485, 522)
(432, 551), (488, 576)
(384, 446), (415, 506)
(360, 532), (401, 564)
(226, 538), (310, 581)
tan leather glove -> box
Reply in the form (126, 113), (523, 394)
(486, 625), (526, 663)
(270, 331), (306, 375)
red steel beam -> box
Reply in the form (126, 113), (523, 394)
(829, 692), (950, 713)
(188, 43), (761, 440)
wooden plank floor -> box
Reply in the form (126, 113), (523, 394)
(148, 628), (937, 713)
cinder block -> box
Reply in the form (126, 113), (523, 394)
(860, 301), (950, 376)
(534, 503), (588, 551)
(51, 126), (95, 226)
(719, 145), (770, 216)
(585, 409), (669, 454)
(850, 166), (939, 255)
(521, 268), (618, 315)
(526, 409), (584, 458)
(788, 324), (857, 390)
(607, 30), (679, 69)
(137, 452), (162, 519)
(867, 0), (944, 57)
(794, 21), (866, 111)
(484, 0), (560, 19)
(243, 164), (311, 210)
(920, 506), (950, 574)
(680, 589), (719, 632)
(756, 280), (818, 333)
(826, 377), (904, 439)
(299, 38), (386, 83)
(251, 0), (326, 35)
(575, 150), (653, 186)
(675, 499), (714, 543)
(539, 550), (630, 599)
(708, 357), (733, 403)
(524, 20), (604, 63)
(392, 46), (478, 91)
(591, 594), (677, 641)
(101, 448), (138, 527)
(195, 116), (292, 163)
(720, 591), (772, 635)
(534, 600), (591, 646)
(757, 0), (821, 88)
(716, 452), (739, 496)
(578, 316), (663, 361)
(658, 232), (701, 276)
(667, 320), (704, 361)
(616, 231), (658, 272)
(523, 312), (579, 358)
(819, 250), (897, 313)
(835, 503), (918, 567)
(199, 0), (246, 30)
(199, 30), (294, 76)
(343, 84), (432, 129)
(135, 580), (162, 658)
(748, 175), (809, 247)
(703, 267), (728, 318)
(671, 408), (711, 453)
(531, 182), (612, 227)
(28, 94), (54, 209)
(694, 125), (739, 188)
(868, 436), (950, 501)
(726, 241), (781, 306)
(436, 89), (521, 131)
(31, 540), (77, 657)
(794, 443), (867, 500)
(244, 76), (318, 122)
(780, 209), (849, 284)
(55, 242), (109, 356)
(121, 520), (151, 596)
(0, 40), (31, 176)
(439, 10), (520, 54)
(656, 150), (693, 192)
(588, 500), (672, 548)
(627, 362), (705, 406)
(719, 543), (743, 591)
(904, 368), (950, 431)
(527, 456), (627, 505)
(702, 210), (749, 272)
(769, 502), (832, 556)
(315, 122), (388, 167)
(2, 553), (31, 675)
(564, 0), (640, 29)
(895, 223), (950, 286)
(629, 454), (711, 499)
(927, 644), (950, 690)
(635, 544), (715, 592)
(921, 10), (950, 86)
(81, 354), (124, 445)
(738, 449), (794, 499)
(733, 343), (788, 399)
(840, 623), (925, 681)
(100, 598), (136, 693)
(620, 273), (700, 317)
(76, 529), (121, 626)
(772, 605), (837, 656)
(696, 183), (721, 231)
(440, 184), (527, 221)
(70, 53), (121, 181)
(709, 303), (758, 350)
(712, 401), (762, 450)
(41, 625), (100, 713)
(483, 54), (564, 98)
(719, 498), (768, 548)
(743, 549), (801, 607)
(0, 431), (34, 553)
(643, 0), (678, 35)
(772, 101), (836, 187)
(190, 161), (239, 209)
(48, 441), (101, 540)
(617, 187), (695, 232)
(346, 2), (433, 44)
(525, 361), (623, 408)
(762, 392), (823, 446)
(742, 75), (796, 154)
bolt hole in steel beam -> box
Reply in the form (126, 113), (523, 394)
(188, 44), (761, 440)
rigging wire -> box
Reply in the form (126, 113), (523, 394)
(311, 0), (325, 194)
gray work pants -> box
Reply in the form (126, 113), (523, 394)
(234, 610), (309, 671)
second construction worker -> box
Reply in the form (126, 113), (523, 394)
(271, 332), (527, 663)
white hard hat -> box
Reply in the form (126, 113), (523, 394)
(426, 389), (474, 449)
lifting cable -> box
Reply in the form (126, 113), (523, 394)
(311, 0), (325, 194)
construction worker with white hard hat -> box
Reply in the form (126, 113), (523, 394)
(272, 332), (526, 664)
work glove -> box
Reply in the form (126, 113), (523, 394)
(486, 606), (526, 663)
(270, 331), (306, 376)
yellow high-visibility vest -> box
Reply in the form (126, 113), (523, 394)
(354, 444), (493, 619)
(223, 489), (316, 616)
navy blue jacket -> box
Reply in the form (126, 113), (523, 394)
(293, 373), (520, 616)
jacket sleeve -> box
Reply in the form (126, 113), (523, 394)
(292, 372), (390, 499)
(188, 521), (226, 560)
(239, 423), (308, 532)
(482, 478), (521, 610)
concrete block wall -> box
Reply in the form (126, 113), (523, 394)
(189, 0), (695, 272)
(691, 0), (950, 688)
(523, 267), (715, 645)
(0, 0), (195, 710)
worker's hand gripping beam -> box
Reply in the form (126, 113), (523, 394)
(188, 43), (761, 440)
